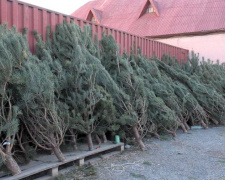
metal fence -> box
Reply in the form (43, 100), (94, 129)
(0, 0), (189, 61)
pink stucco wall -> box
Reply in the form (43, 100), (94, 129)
(155, 33), (225, 63)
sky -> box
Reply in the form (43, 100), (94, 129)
(19, 0), (92, 15)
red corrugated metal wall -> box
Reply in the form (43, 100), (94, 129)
(0, 0), (189, 61)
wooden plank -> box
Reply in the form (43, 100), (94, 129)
(34, 175), (52, 180)
(120, 144), (125, 152)
(49, 167), (58, 177)
(78, 158), (84, 166)
(2, 142), (124, 180)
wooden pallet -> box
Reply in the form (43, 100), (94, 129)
(0, 142), (124, 180)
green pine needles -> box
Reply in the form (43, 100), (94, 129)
(0, 22), (224, 176)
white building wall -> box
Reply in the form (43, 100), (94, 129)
(155, 33), (225, 63)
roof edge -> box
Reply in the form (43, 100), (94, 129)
(148, 29), (225, 39)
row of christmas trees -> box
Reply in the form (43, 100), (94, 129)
(0, 22), (224, 175)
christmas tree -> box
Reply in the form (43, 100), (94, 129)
(34, 22), (119, 150)
(0, 25), (25, 175)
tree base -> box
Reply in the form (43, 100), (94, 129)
(87, 133), (94, 151)
(52, 146), (65, 162)
(5, 154), (22, 175)
(132, 126), (146, 151)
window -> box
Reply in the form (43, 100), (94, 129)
(86, 10), (99, 23)
(91, 16), (97, 23)
(146, 4), (154, 13)
(138, 0), (160, 18)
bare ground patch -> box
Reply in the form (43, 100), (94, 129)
(55, 127), (225, 180)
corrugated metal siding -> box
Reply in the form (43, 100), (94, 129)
(0, 0), (189, 61)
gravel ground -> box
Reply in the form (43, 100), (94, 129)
(57, 126), (225, 180)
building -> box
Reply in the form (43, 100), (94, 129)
(72, 0), (225, 63)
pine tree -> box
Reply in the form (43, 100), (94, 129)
(34, 22), (119, 150)
(156, 56), (225, 125)
(100, 34), (152, 149)
(133, 54), (206, 131)
(8, 28), (69, 163)
(125, 48), (178, 137)
(183, 53), (225, 98)
(149, 55), (209, 129)
(18, 58), (68, 162)
(1, 18), (225, 177)
(0, 25), (25, 175)
(66, 67), (114, 150)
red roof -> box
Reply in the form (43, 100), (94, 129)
(71, 0), (225, 37)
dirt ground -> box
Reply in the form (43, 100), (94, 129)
(56, 126), (225, 180)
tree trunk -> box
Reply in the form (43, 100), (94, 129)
(70, 130), (78, 150)
(201, 120), (208, 129)
(184, 122), (190, 131)
(171, 132), (177, 137)
(87, 133), (94, 151)
(17, 133), (31, 162)
(153, 132), (161, 139)
(210, 118), (219, 125)
(50, 133), (65, 162)
(180, 123), (187, 133)
(5, 154), (22, 175)
(132, 126), (146, 151)
(166, 130), (177, 137)
(52, 146), (65, 162)
(95, 134), (101, 145)
(102, 133), (107, 143)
